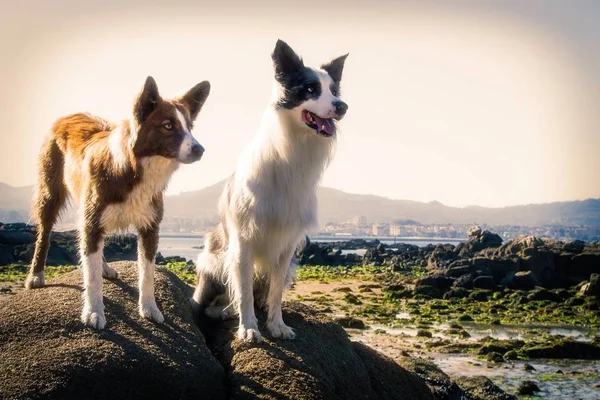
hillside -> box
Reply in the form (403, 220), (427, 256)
(1, 181), (599, 227)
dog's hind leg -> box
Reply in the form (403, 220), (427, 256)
(102, 258), (119, 279)
(25, 138), (67, 289)
(191, 268), (220, 316)
(265, 246), (297, 340)
(227, 235), (261, 342)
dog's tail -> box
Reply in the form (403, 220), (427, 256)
(26, 135), (68, 288)
(190, 224), (227, 316)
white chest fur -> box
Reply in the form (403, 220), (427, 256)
(100, 156), (178, 232)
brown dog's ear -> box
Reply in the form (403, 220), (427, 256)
(321, 54), (349, 84)
(179, 81), (211, 122)
(134, 76), (162, 125)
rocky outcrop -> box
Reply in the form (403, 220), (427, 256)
(300, 231), (600, 296)
(0, 262), (442, 400)
(0, 223), (137, 266)
(0, 261), (224, 399)
(418, 234), (600, 295)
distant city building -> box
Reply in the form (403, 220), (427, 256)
(389, 224), (402, 236)
(349, 215), (368, 226)
(372, 223), (389, 236)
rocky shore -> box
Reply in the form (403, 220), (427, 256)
(0, 262), (517, 400)
(298, 227), (600, 294)
(0, 223), (137, 265)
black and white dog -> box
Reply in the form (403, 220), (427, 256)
(191, 40), (348, 342)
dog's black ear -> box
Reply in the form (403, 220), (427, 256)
(179, 81), (211, 121)
(134, 76), (162, 125)
(272, 39), (304, 79)
(321, 54), (349, 84)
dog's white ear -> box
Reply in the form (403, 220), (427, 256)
(272, 39), (304, 79)
(321, 54), (349, 84)
(134, 76), (162, 125)
(180, 81), (211, 122)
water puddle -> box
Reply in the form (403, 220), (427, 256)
(391, 312), (598, 342)
(431, 353), (600, 399)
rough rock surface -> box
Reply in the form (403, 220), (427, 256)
(1, 262), (438, 400)
(207, 303), (435, 400)
(0, 261), (225, 400)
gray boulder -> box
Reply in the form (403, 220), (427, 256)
(509, 271), (539, 290)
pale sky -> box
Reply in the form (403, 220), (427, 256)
(1, 0), (599, 207)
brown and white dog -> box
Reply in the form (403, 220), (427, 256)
(25, 76), (210, 329)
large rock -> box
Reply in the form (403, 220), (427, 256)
(208, 302), (435, 400)
(570, 253), (600, 281)
(0, 262), (225, 399)
(427, 244), (457, 269)
(488, 258), (519, 283)
(1, 262), (438, 400)
(509, 271), (538, 290)
(459, 230), (503, 256)
(453, 273), (474, 289)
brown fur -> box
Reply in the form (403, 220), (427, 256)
(25, 76), (210, 329)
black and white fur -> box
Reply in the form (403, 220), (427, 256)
(191, 40), (348, 342)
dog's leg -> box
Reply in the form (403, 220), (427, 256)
(80, 214), (106, 330)
(25, 138), (67, 289)
(228, 236), (260, 342)
(191, 269), (217, 316)
(137, 223), (164, 323)
(266, 247), (296, 340)
(102, 258), (119, 279)
(25, 223), (54, 289)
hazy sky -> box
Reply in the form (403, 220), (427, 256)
(1, 0), (599, 207)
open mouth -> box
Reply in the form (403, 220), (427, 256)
(302, 110), (336, 137)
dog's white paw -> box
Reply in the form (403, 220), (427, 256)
(102, 263), (118, 279)
(237, 324), (262, 343)
(81, 308), (106, 330)
(267, 321), (296, 340)
(139, 301), (164, 323)
(24, 272), (45, 289)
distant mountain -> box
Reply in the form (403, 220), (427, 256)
(0, 183), (33, 223)
(164, 181), (600, 227)
(1, 181), (599, 227)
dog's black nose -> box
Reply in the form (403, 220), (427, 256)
(191, 143), (205, 160)
(334, 101), (348, 116)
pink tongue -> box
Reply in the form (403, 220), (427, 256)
(313, 115), (335, 136)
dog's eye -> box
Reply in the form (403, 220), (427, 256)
(163, 123), (173, 130)
(307, 87), (314, 93)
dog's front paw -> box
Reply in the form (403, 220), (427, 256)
(139, 301), (164, 323)
(24, 272), (45, 289)
(81, 308), (106, 330)
(237, 324), (262, 343)
(102, 263), (119, 279)
(267, 321), (296, 340)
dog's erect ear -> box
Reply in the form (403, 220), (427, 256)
(272, 39), (304, 80)
(321, 54), (349, 84)
(179, 81), (211, 122)
(134, 76), (162, 125)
